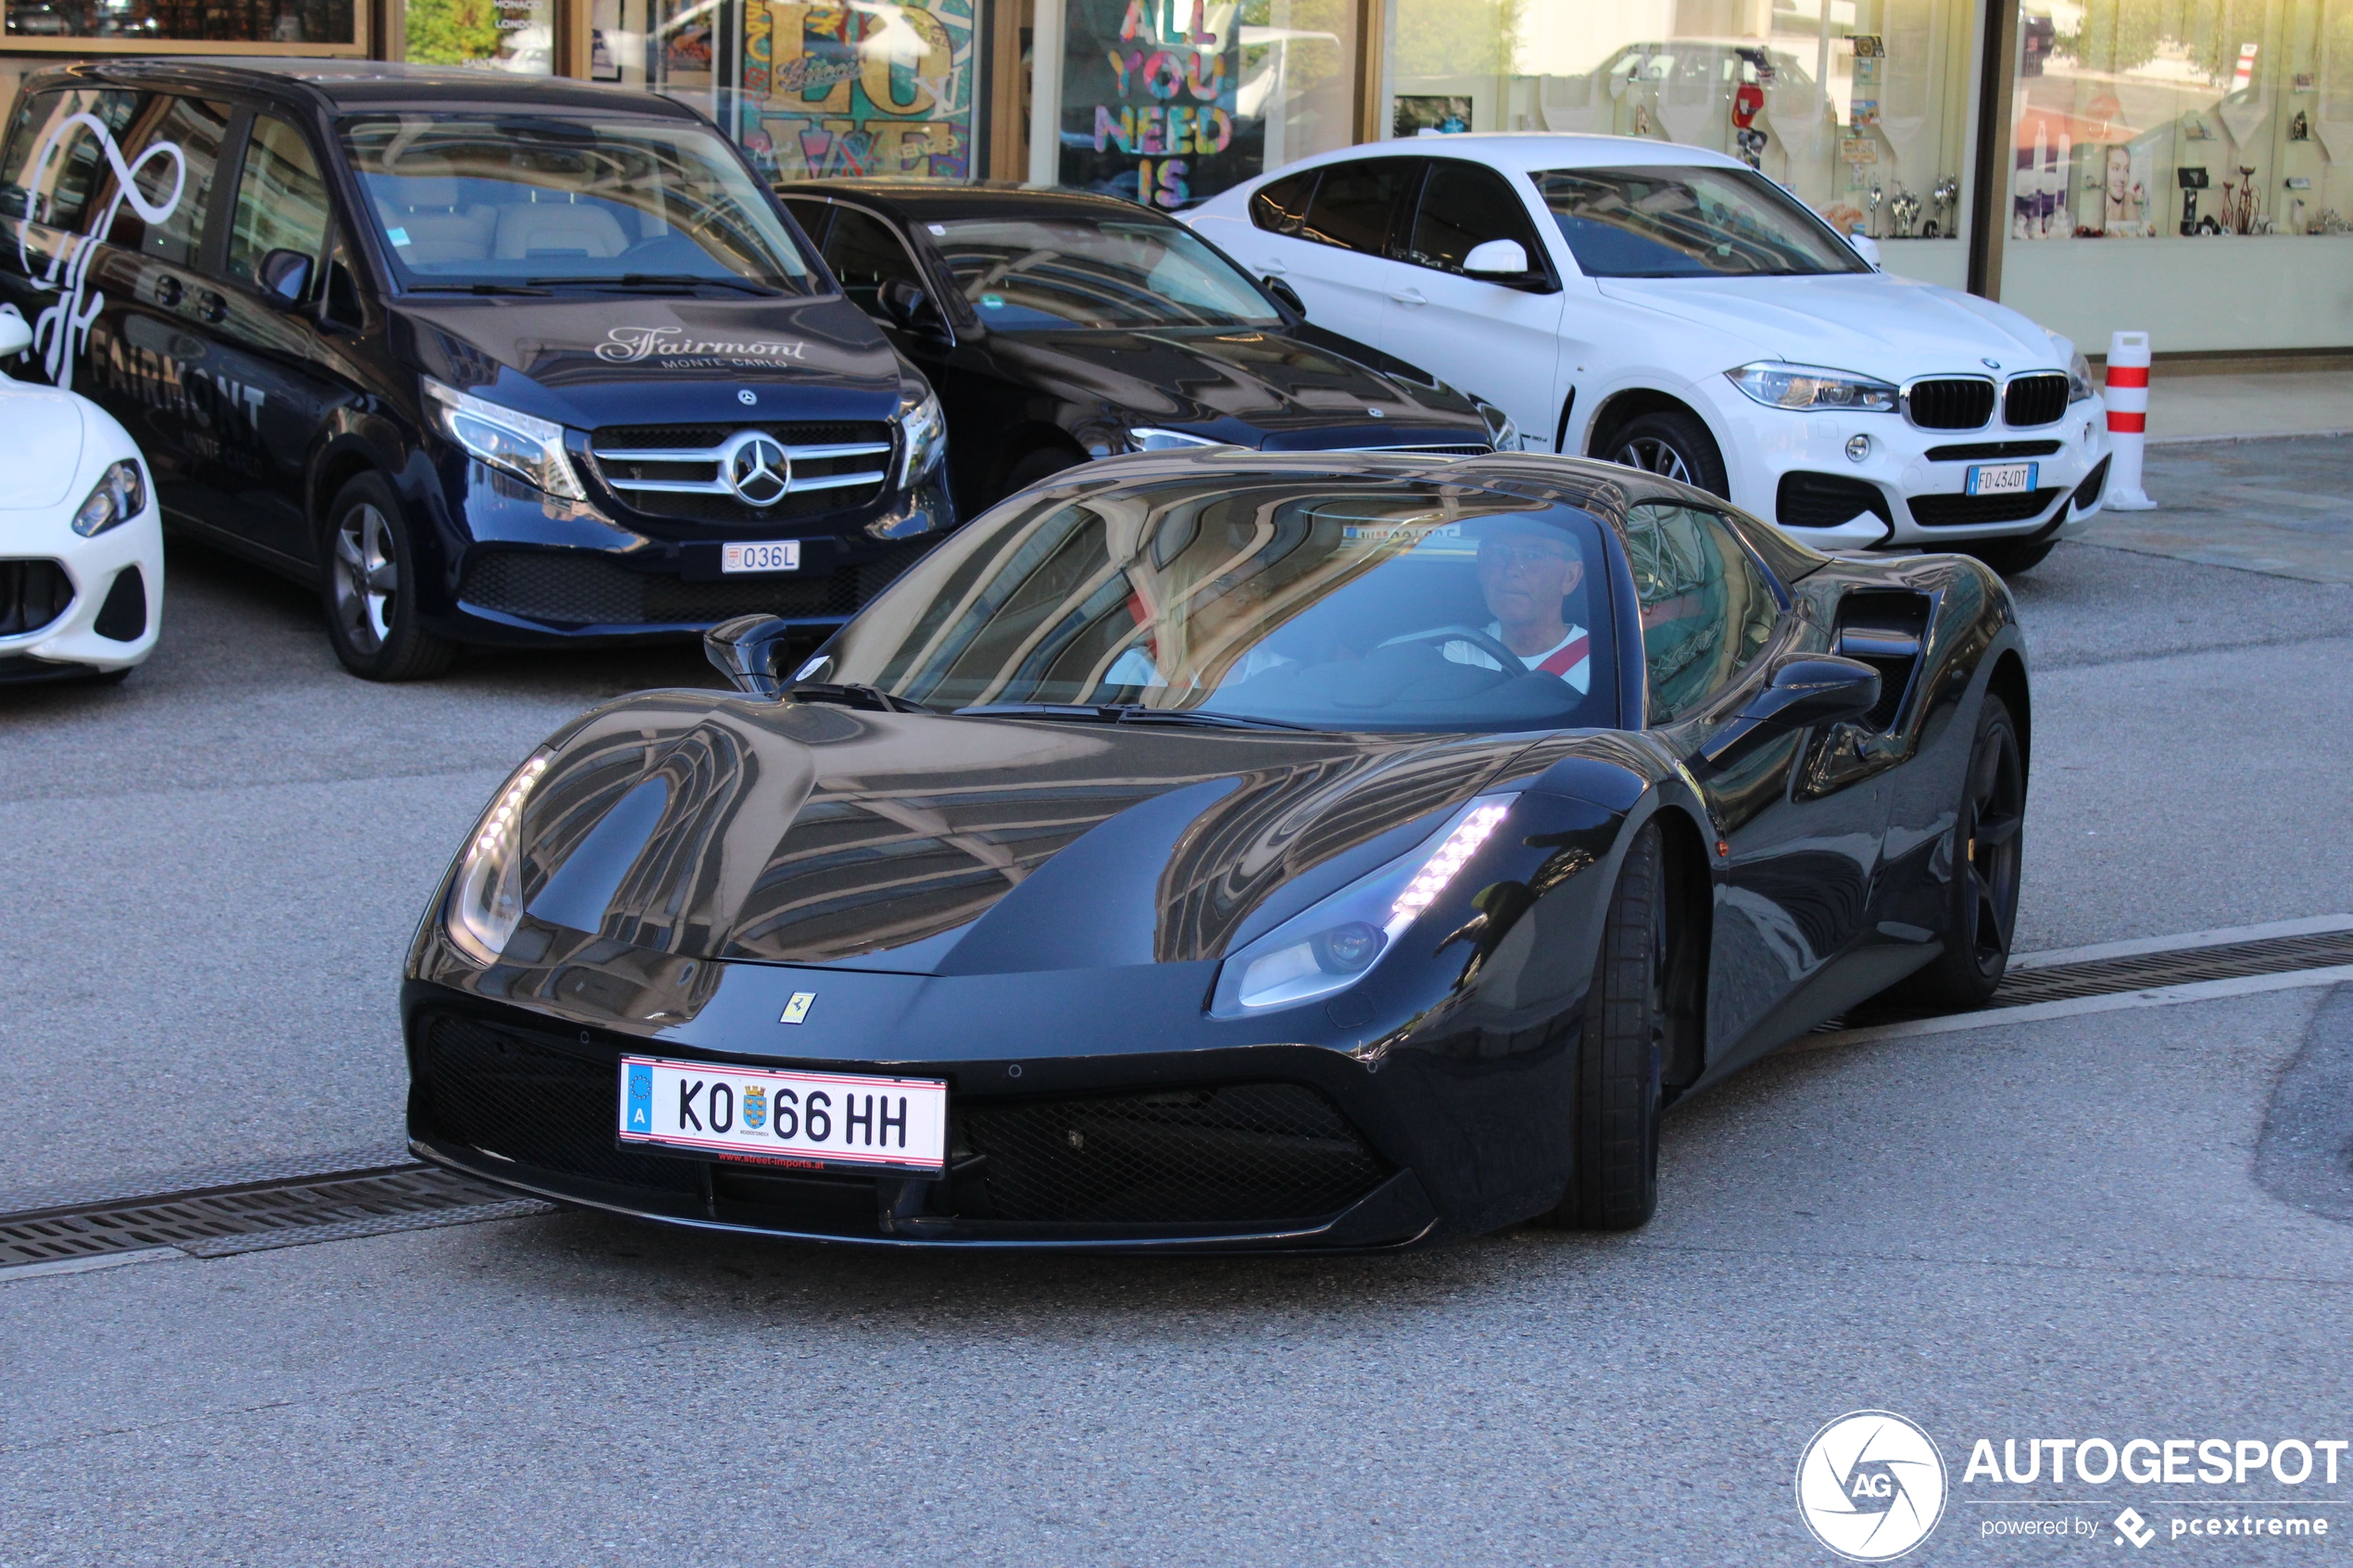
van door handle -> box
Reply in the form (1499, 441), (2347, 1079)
(1390, 287), (1427, 307)
(1261, 259), (1287, 275)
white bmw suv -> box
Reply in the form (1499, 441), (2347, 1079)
(1188, 133), (2110, 574)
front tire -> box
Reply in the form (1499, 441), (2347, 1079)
(321, 472), (456, 682)
(1546, 822), (1668, 1231)
(1896, 694), (2025, 1009)
(1604, 409), (1730, 498)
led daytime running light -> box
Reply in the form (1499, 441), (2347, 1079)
(1390, 803), (1509, 926)
(447, 752), (551, 965)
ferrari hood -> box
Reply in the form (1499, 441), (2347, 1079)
(484, 695), (1571, 978)
(1594, 272), (2070, 380)
(392, 293), (904, 431)
(0, 379), (88, 512)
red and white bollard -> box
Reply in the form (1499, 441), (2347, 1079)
(2103, 330), (2158, 510)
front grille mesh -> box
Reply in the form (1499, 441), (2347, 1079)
(589, 420), (894, 523)
(957, 1085), (1387, 1224)
(1777, 470), (1892, 530)
(2003, 373), (2071, 428)
(1, 558), (72, 636)
(1923, 440), (2062, 462)
(1908, 488), (2065, 527)
(1906, 379), (1996, 431)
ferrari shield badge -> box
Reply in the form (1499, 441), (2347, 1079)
(741, 1084), (767, 1131)
(625, 1063), (653, 1132)
(781, 992), (815, 1024)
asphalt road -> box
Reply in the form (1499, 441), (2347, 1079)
(5, 450), (2351, 1563)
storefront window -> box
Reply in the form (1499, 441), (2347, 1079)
(731, 0), (979, 181)
(405, 0), (553, 72)
(1033, 0), (1361, 207)
(1381, 0), (1979, 285)
(2002, 0), (2353, 350)
(5, 0), (355, 45)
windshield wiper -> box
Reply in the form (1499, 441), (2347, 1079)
(954, 702), (1313, 732)
(407, 282), (554, 296)
(526, 272), (780, 295)
(789, 682), (929, 713)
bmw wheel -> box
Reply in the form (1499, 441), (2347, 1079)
(321, 472), (456, 682)
(1606, 409), (1730, 498)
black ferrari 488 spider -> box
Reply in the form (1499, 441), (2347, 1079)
(404, 449), (2030, 1249)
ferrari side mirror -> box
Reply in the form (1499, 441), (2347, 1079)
(705, 613), (796, 698)
(1743, 655), (1881, 728)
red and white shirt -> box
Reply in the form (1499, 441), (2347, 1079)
(1441, 621), (1592, 693)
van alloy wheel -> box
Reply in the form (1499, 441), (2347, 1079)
(332, 502), (398, 656)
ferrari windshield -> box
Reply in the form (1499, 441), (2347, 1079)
(339, 113), (815, 292)
(821, 472), (1621, 733)
(929, 216), (1282, 329)
(1533, 165), (1868, 278)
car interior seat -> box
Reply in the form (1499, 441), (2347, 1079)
(373, 163), (497, 263)
(494, 198), (630, 261)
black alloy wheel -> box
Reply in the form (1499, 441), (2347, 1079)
(1605, 409), (1730, 498)
(1545, 821), (1669, 1231)
(321, 472), (457, 682)
(1967, 537), (2057, 576)
(1902, 694), (2026, 1009)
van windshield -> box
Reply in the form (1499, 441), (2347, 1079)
(339, 113), (815, 293)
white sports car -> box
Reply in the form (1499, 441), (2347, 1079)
(1188, 133), (2110, 574)
(1, 307), (162, 684)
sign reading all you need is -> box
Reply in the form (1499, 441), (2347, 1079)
(1061, 0), (1246, 208)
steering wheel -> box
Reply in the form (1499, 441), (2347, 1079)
(1382, 624), (1529, 676)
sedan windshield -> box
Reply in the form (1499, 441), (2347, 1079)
(339, 113), (814, 292)
(1533, 165), (1868, 279)
(820, 473), (1621, 734)
(929, 216), (1281, 329)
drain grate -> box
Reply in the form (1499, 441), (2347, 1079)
(0, 1164), (552, 1271)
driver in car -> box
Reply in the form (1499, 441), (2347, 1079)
(1440, 518), (1592, 693)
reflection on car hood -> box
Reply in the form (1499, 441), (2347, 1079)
(477, 694), (1586, 984)
(1594, 273), (2070, 380)
(989, 326), (1491, 446)
(393, 294), (903, 430)
(0, 380), (88, 511)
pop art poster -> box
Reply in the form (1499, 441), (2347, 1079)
(741, 0), (975, 182)
(1061, 0), (1246, 209)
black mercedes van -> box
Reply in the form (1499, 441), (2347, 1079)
(0, 59), (951, 679)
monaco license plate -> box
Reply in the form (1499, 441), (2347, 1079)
(721, 539), (801, 574)
(617, 1056), (947, 1174)
(1966, 461), (2036, 496)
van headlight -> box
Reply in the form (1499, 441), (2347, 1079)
(897, 383), (946, 487)
(446, 749), (552, 965)
(1208, 795), (1515, 1018)
(1726, 361), (1899, 413)
(423, 378), (585, 500)
(71, 458), (146, 536)
(1124, 426), (1227, 453)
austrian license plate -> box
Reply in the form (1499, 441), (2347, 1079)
(721, 540), (801, 574)
(617, 1056), (947, 1174)
(1965, 461), (2037, 496)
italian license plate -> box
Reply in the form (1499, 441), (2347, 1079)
(617, 1056), (948, 1174)
(1966, 461), (2036, 496)
(721, 540), (801, 574)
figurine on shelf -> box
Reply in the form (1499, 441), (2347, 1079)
(1922, 173), (1957, 238)
(1890, 185), (1919, 236)
(1867, 182), (1884, 236)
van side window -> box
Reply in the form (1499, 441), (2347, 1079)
(93, 95), (234, 268)
(226, 116), (331, 288)
(820, 206), (924, 318)
(1624, 501), (1781, 724)
(1405, 159), (1542, 276)
(1300, 159), (1408, 256)
(1248, 170), (1315, 235)
(779, 196), (833, 247)
(0, 88), (139, 232)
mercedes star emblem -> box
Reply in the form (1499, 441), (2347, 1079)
(724, 432), (790, 508)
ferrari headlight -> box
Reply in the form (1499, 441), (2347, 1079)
(2066, 347), (2096, 404)
(1125, 426), (1228, 453)
(446, 748), (553, 966)
(422, 377), (585, 501)
(1726, 361), (1898, 414)
(71, 458), (146, 537)
(1208, 795), (1516, 1019)
(1476, 400), (1519, 451)
(897, 382), (947, 487)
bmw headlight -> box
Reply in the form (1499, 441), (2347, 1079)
(1208, 795), (1516, 1019)
(446, 748), (553, 966)
(2066, 347), (2096, 404)
(423, 377), (585, 500)
(1726, 361), (1899, 413)
(897, 382), (947, 487)
(1476, 400), (1519, 451)
(71, 458), (146, 537)
(1125, 426), (1229, 453)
